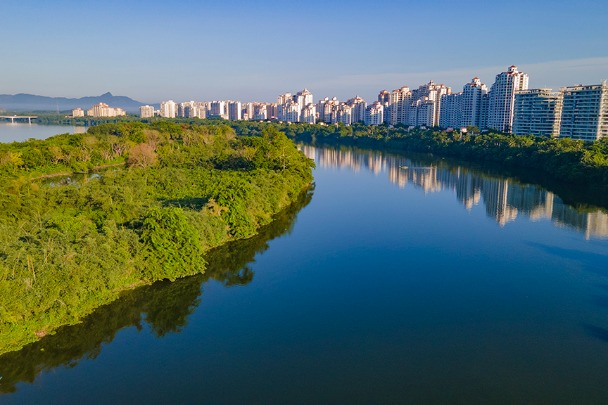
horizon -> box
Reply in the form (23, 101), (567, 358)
(2, 1), (607, 104)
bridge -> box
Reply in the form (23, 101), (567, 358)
(0, 115), (38, 124)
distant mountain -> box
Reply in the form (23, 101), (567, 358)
(0, 92), (153, 114)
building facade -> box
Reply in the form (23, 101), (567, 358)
(487, 66), (529, 133)
(159, 100), (177, 118)
(559, 82), (608, 141)
(87, 103), (126, 117)
(139, 105), (155, 118)
(513, 89), (562, 138)
(365, 102), (384, 126)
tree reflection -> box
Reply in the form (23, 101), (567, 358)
(0, 187), (313, 394)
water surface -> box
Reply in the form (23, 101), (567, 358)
(0, 123), (85, 143)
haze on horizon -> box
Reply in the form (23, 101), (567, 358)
(2, 0), (607, 104)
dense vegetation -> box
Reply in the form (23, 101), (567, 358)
(0, 121), (313, 355)
(0, 188), (312, 393)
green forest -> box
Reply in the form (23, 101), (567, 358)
(0, 121), (314, 355)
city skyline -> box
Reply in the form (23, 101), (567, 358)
(2, 1), (607, 103)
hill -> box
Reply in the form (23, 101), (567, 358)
(0, 92), (153, 113)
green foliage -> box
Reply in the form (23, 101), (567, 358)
(0, 121), (314, 355)
(141, 207), (206, 280)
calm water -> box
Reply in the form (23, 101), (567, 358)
(0, 123), (86, 142)
(1, 145), (608, 404)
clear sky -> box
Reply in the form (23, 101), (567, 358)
(2, 0), (607, 104)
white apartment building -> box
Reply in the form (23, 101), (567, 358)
(277, 89), (314, 123)
(487, 66), (529, 133)
(461, 77), (488, 128)
(559, 82), (608, 141)
(72, 108), (85, 117)
(242, 102), (255, 121)
(346, 96), (367, 124)
(389, 86), (412, 125)
(280, 100), (301, 123)
(160, 100), (177, 118)
(210, 101), (228, 119)
(253, 103), (268, 120)
(87, 103), (126, 117)
(294, 89), (313, 111)
(439, 77), (488, 129)
(317, 97), (339, 123)
(139, 105), (155, 118)
(301, 103), (317, 124)
(228, 101), (242, 121)
(180, 101), (204, 118)
(336, 103), (353, 126)
(277, 93), (292, 105)
(409, 81), (451, 127)
(364, 102), (384, 126)
(416, 99), (436, 127)
(439, 93), (461, 129)
(513, 89), (562, 138)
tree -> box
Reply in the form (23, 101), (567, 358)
(127, 144), (157, 168)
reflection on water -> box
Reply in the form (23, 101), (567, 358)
(301, 145), (608, 239)
(0, 188), (313, 394)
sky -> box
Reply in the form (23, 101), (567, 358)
(2, 0), (607, 104)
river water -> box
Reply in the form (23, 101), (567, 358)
(1, 144), (608, 404)
(0, 123), (86, 143)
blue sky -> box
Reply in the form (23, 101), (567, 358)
(2, 0), (607, 103)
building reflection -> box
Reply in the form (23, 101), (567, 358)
(302, 145), (608, 239)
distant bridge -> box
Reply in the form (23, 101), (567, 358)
(0, 115), (38, 124)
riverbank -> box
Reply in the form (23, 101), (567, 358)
(0, 122), (314, 355)
(24, 117), (608, 190)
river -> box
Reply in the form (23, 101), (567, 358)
(0, 122), (86, 143)
(1, 144), (608, 404)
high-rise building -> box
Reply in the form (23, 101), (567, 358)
(317, 97), (339, 123)
(139, 105), (155, 118)
(160, 100), (177, 118)
(378, 90), (390, 104)
(267, 103), (278, 120)
(209, 101), (228, 119)
(439, 93), (461, 128)
(414, 98), (436, 127)
(242, 102), (255, 121)
(389, 86), (412, 125)
(195, 102), (210, 119)
(295, 89), (314, 111)
(513, 89), (562, 138)
(461, 77), (488, 128)
(365, 102), (384, 126)
(409, 81), (451, 127)
(346, 96), (367, 124)
(335, 103), (353, 126)
(228, 101), (242, 121)
(487, 66), (529, 133)
(253, 103), (268, 120)
(559, 82), (608, 141)
(301, 103), (317, 124)
(278, 89), (315, 123)
(178, 101), (196, 118)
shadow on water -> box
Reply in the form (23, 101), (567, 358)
(583, 324), (608, 343)
(0, 187), (313, 395)
(526, 242), (608, 277)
